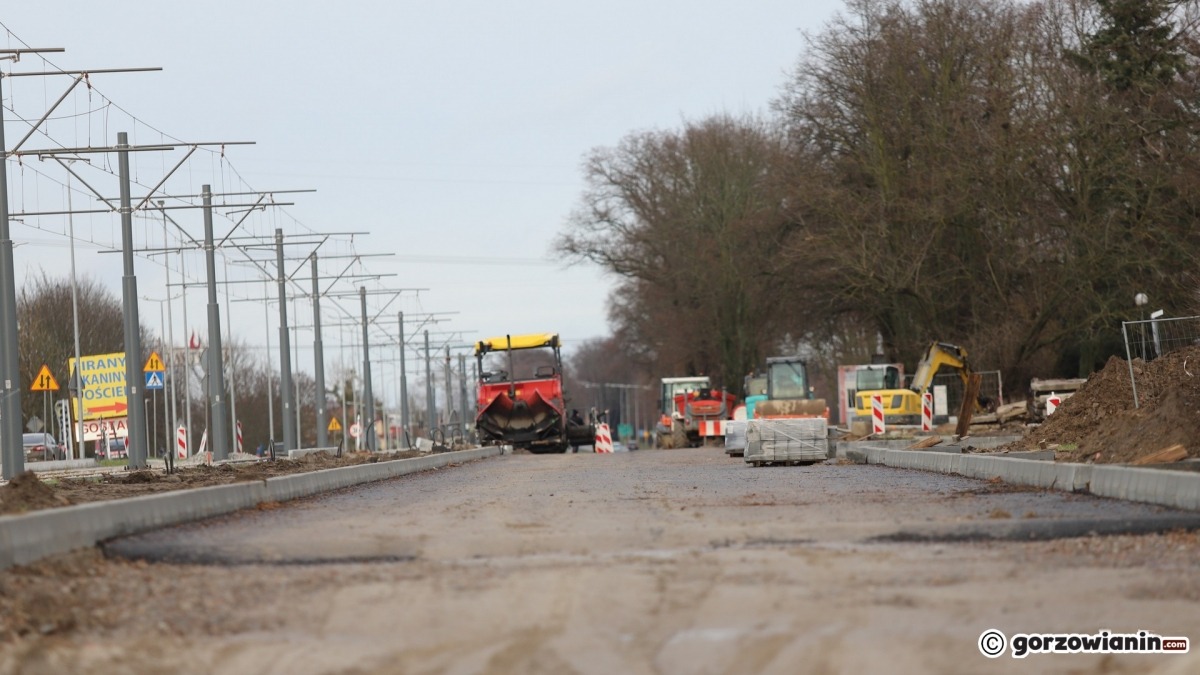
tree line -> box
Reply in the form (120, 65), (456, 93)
(558, 0), (1200, 401)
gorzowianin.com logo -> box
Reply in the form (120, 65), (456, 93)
(979, 629), (1190, 659)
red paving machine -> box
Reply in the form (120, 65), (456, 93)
(474, 333), (594, 454)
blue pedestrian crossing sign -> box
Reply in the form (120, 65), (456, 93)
(145, 371), (165, 390)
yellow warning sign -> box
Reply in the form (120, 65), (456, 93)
(143, 351), (165, 372)
(327, 417), (343, 432)
(31, 364), (59, 392)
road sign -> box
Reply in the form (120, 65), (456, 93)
(31, 364), (59, 392)
(80, 416), (128, 442)
(143, 351), (165, 372)
(145, 371), (165, 390)
(68, 352), (128, 420)
(26, 415), (43, 433)
(328, 417), (343, 432)
(349, 422), (362, 439)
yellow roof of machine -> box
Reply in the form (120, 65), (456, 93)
(475, 333), (560, 355)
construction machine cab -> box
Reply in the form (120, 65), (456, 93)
(854, 365), (901, 392)
(766, 357), (813, 400)
(853, 341), (979, 426)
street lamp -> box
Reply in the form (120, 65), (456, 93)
(1135, 292), (1149, 359)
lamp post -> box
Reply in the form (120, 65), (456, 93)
(1135, 292), (1148, 360)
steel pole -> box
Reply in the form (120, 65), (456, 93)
(223, 259), (237, 454)
(312, 254), (328, 447)
(424, 330), (434, 436)
(161, 202), (178, 453)
(399, 312), (409, 448)
(263, 281), (274, 447)
(202, 186), (230, 461)
(118, 132), (149, 469)
(0, 76), (24, 478)
(276, 229), (296, 451)
(458, 353), (468, 439)
(181, 256), (192, 457)
(443, 346), (453, 433)
(68, 176), (86, 460)
(359, 287), (376, 451)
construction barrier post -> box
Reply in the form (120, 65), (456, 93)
(871, 394), (885, 435)
(921, 392), (933, 432)
(594, 423), (614, 453)
(176, 425), (187, 459)
(1046, 392), (1061, 416)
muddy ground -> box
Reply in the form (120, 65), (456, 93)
(1001, 346), (1200, 464)
(0, 450), (427, 516)
(2, 451), (1198, 674)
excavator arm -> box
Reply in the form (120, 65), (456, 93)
(909, 342), (971, 393)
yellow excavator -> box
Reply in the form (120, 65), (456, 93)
(852, 342), (985, 425)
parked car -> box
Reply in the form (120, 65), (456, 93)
(22, 432), (65, 462)
(97, 438), (128, 460)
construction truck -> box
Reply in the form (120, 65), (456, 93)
(754, 356), (830, 420)
(852, 341), (985, 427)
(655, 376), (738, 449)
(474, 333), (594, 454)
(744, 356), (830, 465)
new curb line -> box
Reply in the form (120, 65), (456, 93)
(843, 443), (1200, 511)
(0, 447), (501, 571)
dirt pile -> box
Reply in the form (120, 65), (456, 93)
(1, 450), (428, 516)
(1002, 346), (1200, 463)
(0, 472), (73, 515)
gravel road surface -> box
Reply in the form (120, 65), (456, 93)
(3, 448), (1199, 674)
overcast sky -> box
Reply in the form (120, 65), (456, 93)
(2, 1), (844, 384)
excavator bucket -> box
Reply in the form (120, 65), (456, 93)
(755, 398), (829, 419)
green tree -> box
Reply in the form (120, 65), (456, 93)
(17, 273), (131, 435)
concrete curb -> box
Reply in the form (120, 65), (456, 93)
(844, 443), (1200, 511)
(0, 447), (501, 571)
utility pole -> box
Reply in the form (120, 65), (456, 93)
(360, 286), (376, 451)
(202, 186), (230, 461)
(399, 312), (409, 448)
(276, 229), (296, 452)
(425, 330), (435, 436)
(0, 53), (162, 476)
(160, 202), (178, 457)
(0, 62), (22, 479)
(312, 254), (328, 447)
(444, 346), (453, 433)
(458, 353), (469, 439)
(117, 132), (150, 469)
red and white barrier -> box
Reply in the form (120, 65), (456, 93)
(176, 425), (187, 459)
(236, 420), (244, 454)
(921, 392), (934, 432)
(1046, 392), (1061, 416)
(698, 420), (727, 437)
(594, 423), (614, 453)
(871, 394), (885, 435)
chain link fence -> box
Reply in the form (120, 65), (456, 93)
(1122, 315), (1200, 408)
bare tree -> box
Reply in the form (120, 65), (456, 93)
(557, 114), (799, 393)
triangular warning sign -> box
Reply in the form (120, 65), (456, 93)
(31, 364), (59, 392)
(144, 351), (165, 372)
(327, 417), (343, 432)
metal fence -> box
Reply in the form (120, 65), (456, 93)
(1122, 315), (1200, 408)
(929, 369), (1003, 418)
